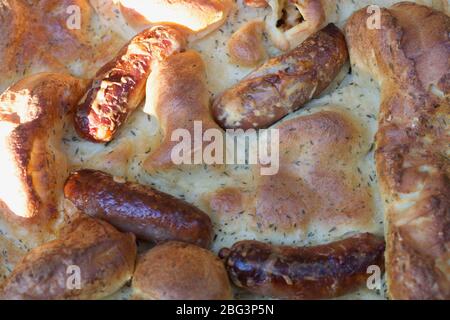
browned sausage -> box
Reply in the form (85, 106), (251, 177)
(219, 233), (385, 299)
(212, 23), (348, 129)
(64, 169), (213, 248)
(74, 26), (186, 143)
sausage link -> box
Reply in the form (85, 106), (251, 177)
(212, 23), (348, 129)
(219, 233), (385, 299)
(74, 26), (186, 143)
(64, 169), (213, 248)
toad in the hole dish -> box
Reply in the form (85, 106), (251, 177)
(0, 0), (448, 300)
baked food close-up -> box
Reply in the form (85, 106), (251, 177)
(0, 0), (448, 301)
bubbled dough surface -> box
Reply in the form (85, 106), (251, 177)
(0, 0), (448, 300)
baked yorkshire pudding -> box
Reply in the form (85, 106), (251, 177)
(227, 20), (267, 67)
(119, 0), (233, 39)
(0, 0), (125, 92)
(132, 241), (232, 300)
(143, 50), (224, 172)
(346, 2), (450, 299)
(253, 110), (375, 234)
(0, 73), (88, 232)
(266, 0), (336, 51)
(0, 217), (136, 300)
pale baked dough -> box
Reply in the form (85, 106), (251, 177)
(265, 0), (336, 51)
(0, 217), (137, 300)
(253, 109), (375, 235)
(0, 73), (88, 243)
(132, 241), (233, 300)
(346, 2), (450, 299)
(0, 0), (126, 92)
(227, 20), (266, 67)
(143, 50), (223, 173)
(119, 0), (233, 39)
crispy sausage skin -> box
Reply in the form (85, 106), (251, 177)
(212, 23), (348, 129)
(219, 233), (385, 299)
(0, 217), (136, 300)
(64, 169), (213, 248)
(74, 26), (186, 143)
